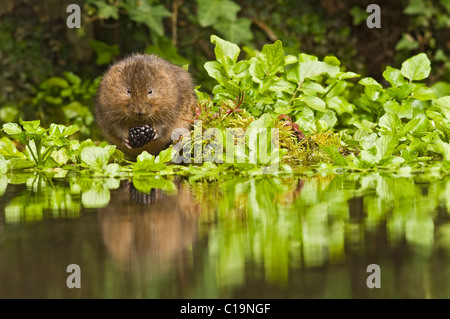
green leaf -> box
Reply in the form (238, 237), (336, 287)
(137, 151), (155, 163)
(2, 123), (23, 135)
(434, 96), (450, 109)
(39, 77), (69, 89)
(301, 96), (326, 112)
(383, 100), (413, 119)
(63, 71), (82, 85)
(197, 0), (240, 27)
(247, 113), (275, 131)
(359, 77), (382, 89)
(7, 158), (34, 170)
(88, 40), (119, 65)
(412, 86), (436, 100)
(124, 0), (171, 36)
(155, 146), (174, 163)
(259, 40), (285, 76)
(395, 34), (419, 51)
(204, 61), (229, 86)
(0, 155), (7, 174)
(90, 0), (119, 19)
(316, 110), (337, 129)
(375, 134), (399, 160)
(379, 111), (402, 132)
(211, 35), (241, 67)
(321, 145), (347, 166)
(133, 160), (167, 173)
(51, 148), (70, 166)
(401, 53), (431, 81)
(383, 66), (407, 87)
(80, 146), (110, 171)
(288, 61), (340, 84)
(326, 96), (353, 114)
(215, 18), (253, 45)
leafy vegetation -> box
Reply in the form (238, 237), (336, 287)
(2, 35), (450, 178)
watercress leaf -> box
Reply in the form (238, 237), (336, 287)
(338, 71), (360, 80)
(302, 96), (326, 112)
(412, 85), (436, 100)
(434, 96), (450, 109)
(204, 61), (229, 86)
(401, 148), (418, 162)
(19, 119), (45, 135)
(359, 77), (383, 89)
(399, 117), (421, 136)
(321, 145), (347, 166)
(273, 99), (290, 114)
(324, 56), (340, 66)
(0, 155), (7, 174)
(360, 133), (378, 150)
(298, 53), (318, 62)
(7, 158), (34, 170)
(285, 55), (298, 65)
(249, 58), (265, 83)
(295, 107), (316, 133)
(383, 66), (407, 87)
(137, 150), (155, 163)
(383, 100), (413, 119)
(324, 80), (347, 98)
(269, 79), (296, 93)
(50, 148), (70, 166)
(316, 110), (337, 130)
(136, 155), (165, 172)
(326, 96), (354, 114)
(299, 61), (339, 83)
(232, 60), (250, 76)
(247, 113), (275, 130)
(2, 123), (22, 135)
(375, 134), (399, 160)
(155, 146), (174, 163)
(105, 163), (121, 176)
(379, 111), (402, 132)
(260, 40), (285, 76)
(80, 146), (110, 171)
(401, 53), (431, 81)
(211, 35), (241, 67)
(0, 137), (26, 159)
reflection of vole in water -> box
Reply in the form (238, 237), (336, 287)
(98, 181), (200, 274)
(95, 54), (196, 158)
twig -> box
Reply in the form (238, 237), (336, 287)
(251, 17), (278, 42)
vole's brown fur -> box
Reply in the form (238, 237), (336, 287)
(95, 54), (196, 158)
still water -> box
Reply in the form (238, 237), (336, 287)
(1, 170), (450, 298)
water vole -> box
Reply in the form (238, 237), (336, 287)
(95, 54), (196, 158)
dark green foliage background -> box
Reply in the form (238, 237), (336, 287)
(1, 0), (449, 128)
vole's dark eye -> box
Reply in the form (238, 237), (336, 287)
(148, 89), (153, 95)
(126, 88), (131, 95)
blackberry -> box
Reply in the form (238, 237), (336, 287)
(128, 125), (155, 148)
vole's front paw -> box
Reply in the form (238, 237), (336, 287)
(123, 138), (133, 149)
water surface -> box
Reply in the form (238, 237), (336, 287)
(1, 171), (450, 298)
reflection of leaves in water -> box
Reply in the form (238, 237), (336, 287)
(195, 173), (450, 289)
(132, 177), (177, 194)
